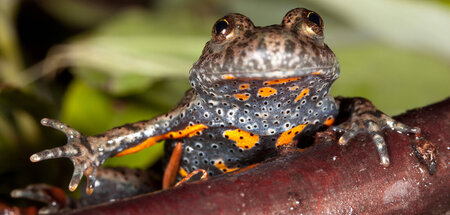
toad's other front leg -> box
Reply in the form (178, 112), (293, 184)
(333, 97), (436, 172)
(31, 90), (209, 194)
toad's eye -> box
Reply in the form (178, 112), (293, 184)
(307, 12), (322, 26)
(215, 20), (229, 36)
(211, 14), (254, 43)
(212, 17), (234, 42)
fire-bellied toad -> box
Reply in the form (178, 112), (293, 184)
(29, 8), (422, 196)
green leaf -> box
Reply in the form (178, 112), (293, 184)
(61, 79), (115, 134)
(42, 9), (209, 96)
(332, 43), (450, 115)
(60, 79), (169, 168)
(317, 0), (450, 59)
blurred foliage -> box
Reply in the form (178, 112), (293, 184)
(0, 0), (449, 206)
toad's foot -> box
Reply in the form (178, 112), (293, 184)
(333, 97), (433, 169)
(412, 137), (437, 174)
(31, 118), (104, 195)
(174, 169), (208, 188)
(11, 184), (71, 214)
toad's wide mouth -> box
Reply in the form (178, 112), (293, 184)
(194, 66), (338, 80)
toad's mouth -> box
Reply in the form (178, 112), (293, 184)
(197, 66), (338, 79)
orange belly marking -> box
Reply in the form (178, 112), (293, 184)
(223, 129), (259, 150)
(276, 124), (307, 146)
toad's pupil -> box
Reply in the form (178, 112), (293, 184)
(215, 20), (228, 35)
(308, 12), (321, 26)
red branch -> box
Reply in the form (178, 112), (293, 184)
(67, 98), (450, 215)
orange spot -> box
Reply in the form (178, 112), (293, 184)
(276, 124), (307, 146)
(295, 88), (309, 101)
(312, 70), (323, 75)
(239, 84), (249, 90)
(179, 167), (188, 177)
(231, 163), (260, 175)
(224, 129), (259, 150)
(223, 75), (236, 80)
(214, 159), (238, 173)
(264, 77), (300, 85)
(116, 124), (208, 157)
(234, 93), (250, 101)
(324, 117), (335, 126)
(258, 87), (277, 97)
(288, 86), (299, 91)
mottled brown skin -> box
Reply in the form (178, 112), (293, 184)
(14, 8), (424, 211)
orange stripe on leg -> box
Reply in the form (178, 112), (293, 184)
(115, 136), (163, 157)
(163, 142), (183, 189)
(116, 124), (207, 157)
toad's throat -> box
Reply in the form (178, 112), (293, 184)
(197, 75), (332, 101)
(192, 66), (338, 82)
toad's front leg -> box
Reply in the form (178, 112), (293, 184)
(31, 90), (208, 194)
(333, 97), (436, 172)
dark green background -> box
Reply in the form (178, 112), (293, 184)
(0, 0), (449, 205)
